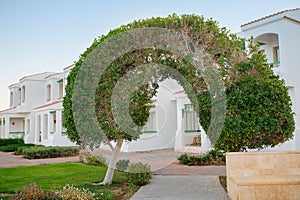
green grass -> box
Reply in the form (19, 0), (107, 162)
(0, 162), (124, 194)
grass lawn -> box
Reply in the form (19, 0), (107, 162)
(0, 162), (138, 199)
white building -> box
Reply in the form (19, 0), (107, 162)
(0, 8), (299, 152)
(0, 65), (75, 146)
(239, 8), (300, 150)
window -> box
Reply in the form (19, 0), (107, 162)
(50, 111), (56, 133)
(3, 118), (5, 125)
(0, 118), (2, 126)
(26, 119), (30, 133)
(273, 46), (280, 63)
(10, 92), (13, 107)
(46, 84), (51, 101)
(21, 86), (25, 102)
(183, 104), (200, 132)
(58, 82), (63, 99)
(143, 111), (156, 133)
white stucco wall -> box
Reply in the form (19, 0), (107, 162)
(122, 80), (178, 152)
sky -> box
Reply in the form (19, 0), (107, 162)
(0, 0), (299, 110)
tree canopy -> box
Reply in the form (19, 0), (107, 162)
(63, 14), (295, 180)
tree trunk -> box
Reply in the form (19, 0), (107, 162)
(100, 138), (123, 185)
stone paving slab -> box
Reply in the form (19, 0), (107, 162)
(153, 163), (226, 176)
(131, 175), (230, 200)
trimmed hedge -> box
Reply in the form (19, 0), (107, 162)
(0, 144), (33, 152)
(0, 138), (24, 146)
(22, 146), (79, 159)
(14, 145), (43, 155)
(178, 149), (225, 166)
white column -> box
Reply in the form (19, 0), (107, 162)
(56, 111), (62, 136)
(5, 117), (10, 138)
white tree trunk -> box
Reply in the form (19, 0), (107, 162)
(100, 138), (123, 185)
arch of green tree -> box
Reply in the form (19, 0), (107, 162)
(63, 14), (294, 184)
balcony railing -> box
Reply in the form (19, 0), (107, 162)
(269, 61), (280, 68)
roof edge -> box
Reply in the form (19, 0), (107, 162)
(241, 8), (300, 28)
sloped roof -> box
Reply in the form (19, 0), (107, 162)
(19, 72), (56, 82)
(63, 64), (74, 71)
(34, 100), (63, 110)
(45, 72), (64, 79)
(241, 8), (300, 27)
(0, 107), (16, 114)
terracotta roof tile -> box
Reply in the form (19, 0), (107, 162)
(63, 64), (74, 71)
(174, 90), (185, 94)
(241, 8), (300, 27)
(19, 72), (50, 81)
(45, 72), (63, 79)
(34, 100), (63, 110)
(0, 107), (16, 113)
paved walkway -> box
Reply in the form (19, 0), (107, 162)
(0, 151), (79, 168)
(131, 176), (230, 200)
(0, 149), (229, 200)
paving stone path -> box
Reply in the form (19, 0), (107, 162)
(0, 151), (79, 168)
(131, 175), (230, 200)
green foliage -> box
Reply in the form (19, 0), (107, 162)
(126, 162), (151, 186)
(22, 146), (79, 159)
(58, 185), (95, 200)
(116, 159), (130, 171)
(63, 14), (245, 147)
(85, 155), (107, 167)
(13, 183), (61, 200)
(63, 14), (294, 153)
(215, 52), (295, 152)
(0, 138), (24, 146)
(14, 144), (43, 155)
(0, 143), (36, 152)
(178, 149), (225, 166)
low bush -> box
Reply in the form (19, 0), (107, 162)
(0, 144), (23, 152)
(126, 162), (151, 186)
(58, 185), (95, 200)
(22, 146), (79, 159)
(178, 149), (225, 166)
(116, 159), (130, 171)
(79, 154), (107, 167)
(85, 155), (107, 167)
(14, 144), (42, 155)
(0, 138), (24, 146)
(13, 183), (61, 200)
(0, 143), (36, 153)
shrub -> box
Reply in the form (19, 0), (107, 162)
(0, 143), (37, 153)
(0, 144), (23, 152)
(79, 154), (107, 167)
(58, 185), (95, 200)
(0, 138), (24, 146)
(116, 159), (130, 171)
(126, 162), (151, 186)
(22, 146), (79, 159)
(177, 150), (225, 166)
(13, 183), (61, 200)
(85, 155), (107, 167)
(14, 144), (42, 155)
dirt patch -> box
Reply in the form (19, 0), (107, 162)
(219, 175), (227, 192)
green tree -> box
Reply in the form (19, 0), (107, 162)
(215, 46), (295, 151)
(63, 14), (294, 185)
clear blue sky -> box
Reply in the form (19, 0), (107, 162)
(0, 0), (299, 110)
